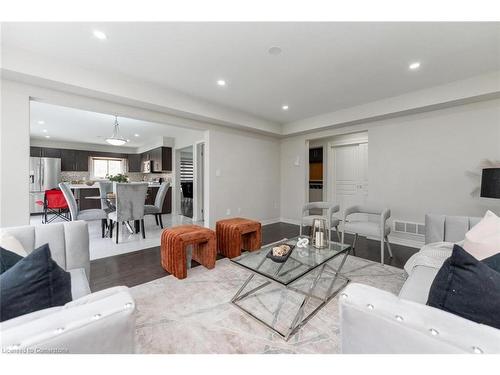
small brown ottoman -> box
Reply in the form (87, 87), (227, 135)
(161, 225), (216, 279)
(216, 217), (262, 259)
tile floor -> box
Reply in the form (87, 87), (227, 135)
(30, 213), (202, 260)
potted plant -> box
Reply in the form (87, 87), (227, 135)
(106, 173), (129, 183)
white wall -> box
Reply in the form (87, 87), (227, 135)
(207, 128), (281, 228)
(281, 99), (500, 245)
(0, 79), (280, 229)
(174, 130), (205, 150)
(0, 81), (31, 226)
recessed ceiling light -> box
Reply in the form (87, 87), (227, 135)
(216, 79), (226, 87)
(93, 30), (107, 40)
(37, 120), (45, 125)
(409, 62), (421, 70)
(282, 105), (289, 111)
(268, 46), (282, 55)
(45, 135), (50, 139)
(134, 133), (140, 137)
(42, 129), (48, 133)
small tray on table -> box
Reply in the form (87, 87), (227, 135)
(266, 243), (296, 263)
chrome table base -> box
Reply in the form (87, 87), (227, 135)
(231, 250), (350, 341)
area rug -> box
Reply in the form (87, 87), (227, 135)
(131, 255), (407, 354)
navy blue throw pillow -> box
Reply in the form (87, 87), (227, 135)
(483, 252), (500, 273)
(427, 245), (500, 329)
(0, 243), (72, 322)
(0, 247), (24, 274)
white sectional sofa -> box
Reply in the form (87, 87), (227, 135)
(340, 214), (500, 354)
(0, 221), (136, 354)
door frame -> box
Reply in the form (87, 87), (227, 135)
(193, 141), (205, 222)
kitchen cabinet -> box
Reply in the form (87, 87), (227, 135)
(161, 147), (172, 172)
(33, 146), (171, 173)
(151, 148), (163, 172)
(150, 147), (172, 172)
(75, 150), (90, 171)
(41, 147), (61, 158)
(30, 147), (42, 157)
(60, 149), (77, 171)
(60, 149), (89, 171)
(139, 147), (172, 173)
(128, 154), (142, 172)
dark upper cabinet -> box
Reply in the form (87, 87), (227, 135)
(128, 154), (142, 172)
(60, 149), (89, 171)
(150, 147), (172, 173)
(41, 148), (61, 158)
(162, 147), (172, 172)
(60, 149), (77, 171)
(75, 150), (89, 171)
(30, 147), (42, 157)
(151, 148), (162, 172)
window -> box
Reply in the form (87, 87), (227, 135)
(90, 157), (126, 179)
(180, 158), (194, 182)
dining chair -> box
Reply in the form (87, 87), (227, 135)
(108, 182), (148, 244)
(144, 182), (170, 228)
(98, 181), (114, 214)
(300, 202), (341, 241)
(342, 205), (392, 265)
(58, 183), (108, 238)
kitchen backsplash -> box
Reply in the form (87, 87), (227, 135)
(61, 171), (172, 183)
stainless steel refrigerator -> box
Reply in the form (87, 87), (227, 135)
(29, 157), (61, 214)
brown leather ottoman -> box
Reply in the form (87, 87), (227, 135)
(161, 225), (216, 279)
(216, 218), (262, 259)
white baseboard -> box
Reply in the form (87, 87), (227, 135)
(279, 217), (301, 226)
(260, 218), (282, 225)
(365, 234), (424, 249)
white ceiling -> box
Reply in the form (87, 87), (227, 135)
(4, 22), (500, 124)
(30, 101), (202, 148)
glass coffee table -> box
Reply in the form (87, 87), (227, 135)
(230, 237), (351, 340)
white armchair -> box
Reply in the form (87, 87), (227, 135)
(300, 202), (341, 241)
(0, 221), (136, 353)
(339, 213), (500, 353)
(342, 205), (392, 265)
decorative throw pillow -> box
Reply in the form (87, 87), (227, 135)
(0, 247), (24, 274)
(483, 252), (500, 273)
(427, 245), (500, 329)
(0, 232), (28, 257)
(463, 210), (500, 260)
(0, 243), (72, 322)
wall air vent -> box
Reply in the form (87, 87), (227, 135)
(393, 220), (425, 236)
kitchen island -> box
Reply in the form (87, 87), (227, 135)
(68, 183), (172, 213)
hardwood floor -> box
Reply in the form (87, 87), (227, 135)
(90, 222), (418, 292)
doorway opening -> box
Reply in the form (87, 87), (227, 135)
(178, 146), (194, 218)
(307, 131), (368, 219)
(327, 132), (368, 216)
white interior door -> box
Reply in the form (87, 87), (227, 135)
(330, 142), (368, 217)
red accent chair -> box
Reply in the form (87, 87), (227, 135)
(36, 189), (71, 224)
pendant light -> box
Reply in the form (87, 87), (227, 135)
(105, 116), (129, 146)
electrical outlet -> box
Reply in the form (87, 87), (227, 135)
(226, 209), (231, 215)
(237, 207), (242, 214)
